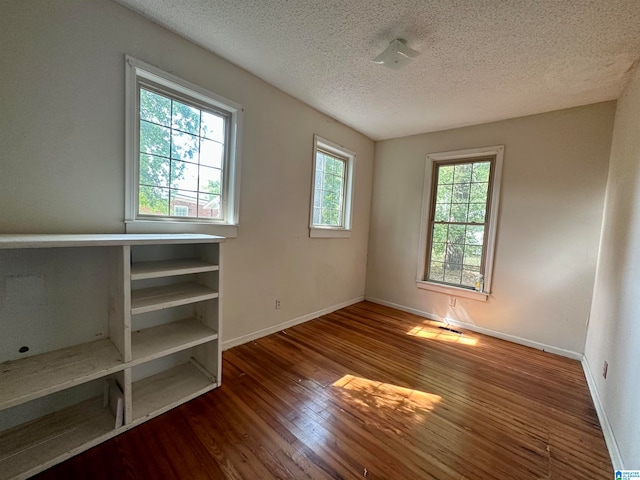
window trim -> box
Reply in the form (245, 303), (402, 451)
(416, 145), (504, 301)
(124, 55), (243, 236)
(309, 135), (356, 238)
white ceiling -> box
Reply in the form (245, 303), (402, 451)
(116, 0), (640, 140)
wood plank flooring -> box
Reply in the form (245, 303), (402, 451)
(34, 301), (613, 479)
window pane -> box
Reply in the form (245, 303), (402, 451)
(139, 185), (169, 216)
(316, 152), (325, 171)
(314, 173), (323, 190)
(470, 182), (489, 203)
(325, 157), (345, 176)
(436, 184), (452, 204)
(450, 203), (468, 223)
(468, 203), (487, 223)
(463, 245), (482, 266)
(170, 189), (198, 217)
(444, 265), (462, 284)
(322, 190), (340, 211)
(461, 269), (480, 287)
(472, 161), (491, 182)
(448, 225), (465, 244)
(445, 244), (464, 265)
(140, 121), (170, 157)
(452, 183), (470, 203)
(323, 173), (343, 194)
(429, 261), (444, 281)
(199, 166), (221, 193)
(171, 130), (199, 162)
(170, 160), (198, 191)
(139, 154), (169, 188)
(433, 224), (448, 243)
(321, 208), (341, 226)
(438, 165), (454, 184)
(140, 89), (171, 126)
(434, 203), (450, 222)
(431, 242), (445, 262)
(466, 226), (485, 245)
(200, 139), (223, 169)
(453, 163), (472, 183)
(172, 100), (200, 135)
(200, 111), (225, 142)
(313, 207), (321, 224)
(198, 193), (221, 219)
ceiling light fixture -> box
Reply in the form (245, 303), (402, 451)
(371, 38), (420, 70)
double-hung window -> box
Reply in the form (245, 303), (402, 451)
(309, 135), (356, 238)
(125, 56), (242, 234)
(417, 146), (503, 300)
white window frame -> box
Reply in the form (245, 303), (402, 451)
(309, 135), (356, 238)
(124, 55), (243, 237)
(416, 145), (504, 301)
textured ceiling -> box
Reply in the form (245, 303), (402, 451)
(115, 0), (640, 140)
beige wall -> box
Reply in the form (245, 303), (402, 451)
(366, 103), (615, 355)
(0, 0), (374, 344)
(585, 65), (640, 469)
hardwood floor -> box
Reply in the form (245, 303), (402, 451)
(34, 301), (612, 479)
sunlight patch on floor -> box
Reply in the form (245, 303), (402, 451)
(407, 325), (478, 346)
(332, 374), (441, 422)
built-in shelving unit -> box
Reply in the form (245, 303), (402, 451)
(0, 234), (224, 480)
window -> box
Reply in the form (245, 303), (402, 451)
(125, 56), (242, 233)
(417, 146), (503, 300)
(309, 135), (356, 238)
(173, 205), (189, 216)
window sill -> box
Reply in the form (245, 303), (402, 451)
(309, 227), (351, 239)
(416, 280), (488, 302)
(125, 220), (238, 238)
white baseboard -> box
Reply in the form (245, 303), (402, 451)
(581, 357), (624, 470)
(222, 296), (365, 350)
(364, 296), (583, 360)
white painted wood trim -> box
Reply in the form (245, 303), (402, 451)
(416, 280), (488, 301)
(365, 296), (583, 360)
(309, 228), (352, 238)
(0, 234), (224, 249)
(581, 357), (625, 470)
(222, 296), (364, 350)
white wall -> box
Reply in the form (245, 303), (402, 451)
(585, 65), (640, 469)
(366, 103), (615, 355)
(0, 0), (374, 343)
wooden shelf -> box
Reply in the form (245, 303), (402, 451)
(131, 259), (218, 280)
(130, 283), (218, 315)
(0, 397), (116, 480)
(0, 234), (224, 249)
(132, 362), (216, 422)
(131, 319), (218, 365)
(0, 339), (123, 411)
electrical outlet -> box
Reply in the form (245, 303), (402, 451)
(275, 299), (281, 310)
(449, 297), (456, 307)
(602, 361), (608, 379)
